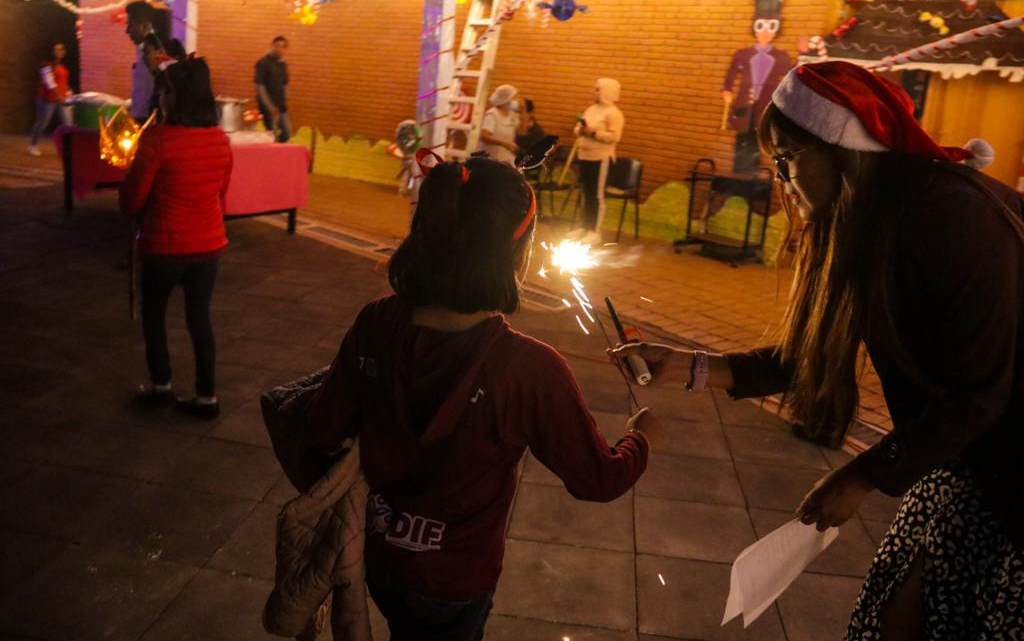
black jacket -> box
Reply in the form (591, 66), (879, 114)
(726, 167), (1024, 547)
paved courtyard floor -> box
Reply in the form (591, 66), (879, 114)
(0, 139), (901, 640)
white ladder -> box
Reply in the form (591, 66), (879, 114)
(444, 0), (524, 160)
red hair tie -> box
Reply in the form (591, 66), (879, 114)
(415, 148), (469, 182)
(414, 149), (531, 242)
(512, 184), (537, 242)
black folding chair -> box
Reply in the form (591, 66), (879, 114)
(604, 157), (643, 241)
(532, 144), (579, 220)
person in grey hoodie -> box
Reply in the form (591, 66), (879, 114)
(571, 78), (624, 245)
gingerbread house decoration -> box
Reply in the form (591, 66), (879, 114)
(802, 0), (1024, 82)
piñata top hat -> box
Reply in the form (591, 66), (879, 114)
(755, 0), (782, 19)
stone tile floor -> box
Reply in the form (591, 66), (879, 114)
(0, 139), (902, 640)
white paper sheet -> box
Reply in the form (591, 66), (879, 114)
(722, 518), (839, 628)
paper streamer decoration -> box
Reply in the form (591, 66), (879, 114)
(416, 0), (456, 153)
(868, 16), (1024, 69)
(48, 0), (128, 14)
(454, 0), (528, 74)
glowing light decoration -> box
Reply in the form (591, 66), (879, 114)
(98, 106), (156, 169)
(288, 0), (333, 25)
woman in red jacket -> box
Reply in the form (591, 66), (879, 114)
(306, 155), (660, 641)
(120, 56), (233, 419)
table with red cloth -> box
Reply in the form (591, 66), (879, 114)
(54, 126), (310, 233)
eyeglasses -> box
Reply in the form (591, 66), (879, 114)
(772, 148), (809, 183)
(754, 18), (780, 34)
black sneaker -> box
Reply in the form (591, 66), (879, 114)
(135, 384), (175, 408)
(175, 397), (220, 420)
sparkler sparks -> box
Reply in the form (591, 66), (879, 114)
(537, 236), (642, 410)
(550, 239), (597, 274)
(658, 573), (666, 585)
(640, 296), (653, 303)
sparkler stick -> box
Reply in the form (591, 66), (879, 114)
(606, 296), (652, 385)
(546, 239), (640, 410)
(593, 305), (642, 411)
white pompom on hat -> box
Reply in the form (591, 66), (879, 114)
(962, 138), (995, 169)
(771, 61), (994, 169)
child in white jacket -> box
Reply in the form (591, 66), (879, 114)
(572, 78), (624, 244)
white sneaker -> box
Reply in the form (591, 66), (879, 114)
(27, 145), (41, 157)
(581, 231), (603, 246)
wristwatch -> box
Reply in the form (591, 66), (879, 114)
(687, 350), (709, 392)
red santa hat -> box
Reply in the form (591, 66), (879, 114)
(771, 61), (994, 169)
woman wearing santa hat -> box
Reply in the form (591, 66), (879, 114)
(613, 61), (1022, 639)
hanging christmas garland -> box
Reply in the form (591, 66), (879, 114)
(47, 0), (129, 15)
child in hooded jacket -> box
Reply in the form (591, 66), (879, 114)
(306, 155), (658, 641)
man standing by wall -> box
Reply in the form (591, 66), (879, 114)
(125, 1), (169, 123)
(721, 0), (792, 175)
(255, 36), (290, 143)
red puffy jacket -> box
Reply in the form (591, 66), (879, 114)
(120, 124), (233, 256)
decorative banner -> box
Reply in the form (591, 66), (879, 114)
(416, 0), (456, 152)
(48, 0), (128, 14)
(868, 16), (1024, 69)
(454, 0), (528, 74)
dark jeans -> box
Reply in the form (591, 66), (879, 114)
(141, 258), (219, 397)
(732, 126), (760, 176)
(259, 108), (291, 143)
(30, 98), (70, 145)
(365, 564), (493, 641)
(578, 158), (607, 232)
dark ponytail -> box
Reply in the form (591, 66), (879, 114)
(160, 56), (219, 128)
(388, 157), (534, 314)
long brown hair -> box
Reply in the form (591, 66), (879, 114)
(758, 103), (1024, 441)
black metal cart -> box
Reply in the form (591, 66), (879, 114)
(672, 158), (774, 263)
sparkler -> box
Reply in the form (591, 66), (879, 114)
(539, 238), (641, 410)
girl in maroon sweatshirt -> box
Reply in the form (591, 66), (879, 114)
(307, 156), (657, 641)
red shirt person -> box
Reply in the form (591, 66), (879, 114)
(307, 155), (658, 641)
(28, 43), (72, 156)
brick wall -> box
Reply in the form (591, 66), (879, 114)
(501, 0), (841, 192)
(1, 1), (79, 134)
(79, 0), (839, 193)
(79, 0), (135, 101)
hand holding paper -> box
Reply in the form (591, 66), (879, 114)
(722, 519), (839, 628)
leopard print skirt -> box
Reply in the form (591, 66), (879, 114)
(846, 465), (1024, 640)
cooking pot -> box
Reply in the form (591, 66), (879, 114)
(216, 97), (246, 132)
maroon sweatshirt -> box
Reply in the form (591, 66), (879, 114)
(307, 296), (648, 599)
